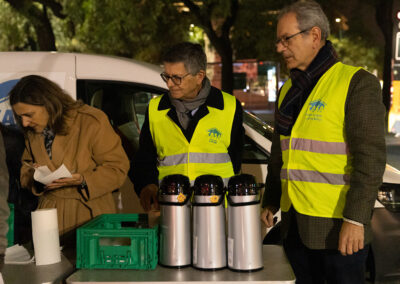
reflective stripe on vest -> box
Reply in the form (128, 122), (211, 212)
(280, 138), (348, 155)
(149, 91), (236, 185)
(159, 152), (231, 167)
(278, 62), (361, 218)
(280, 169), (350, 185)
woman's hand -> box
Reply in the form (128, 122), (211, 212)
(45, 173), (84, 190)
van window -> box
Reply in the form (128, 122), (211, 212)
(77, 80), (165, 157)
(242, 135), (270, 164)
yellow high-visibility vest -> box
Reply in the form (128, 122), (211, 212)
(149, 91), (236, 184)
(278, 62), (361, 218)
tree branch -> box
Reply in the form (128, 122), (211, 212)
(221, 0), (238, 37)
(34, 0), (66, 19)
(5, 0), (57, 50)
(182, 0), (220, 44)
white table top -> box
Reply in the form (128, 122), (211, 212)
(67, 245), (295, 284)
(2, 254), (74, 284)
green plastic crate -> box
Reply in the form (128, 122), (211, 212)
(76, 214), (158, 270)
(6, 203), (14, 247)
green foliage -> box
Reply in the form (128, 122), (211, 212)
(0, 0), (385, 76)
(231, 0), (382, 77)
(317, 0), (383, 75)
(189, 25), (205, 45)
(0, 0), (190, 63)
(330, 35), (381, 74)
(231, 0), (290, 62)
(0, 1), (35, 51)
(201, 0), (233, 19)
(60, 0), (190, 63)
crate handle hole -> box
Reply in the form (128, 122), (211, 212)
(121, 221), (148, 228)
(99, 237), (131, 246)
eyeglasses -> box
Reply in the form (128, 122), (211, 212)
(160, 72), (191, 85)
(276, 29), (310, 47)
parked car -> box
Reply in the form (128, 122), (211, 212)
(0, 52), (398, 283)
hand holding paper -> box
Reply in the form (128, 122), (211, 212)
(45, 173), (84, 190)
(33, 164), (84, 189)
(33, 164), (72, 185)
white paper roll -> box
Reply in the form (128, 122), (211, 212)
(31, 208), (61, 266)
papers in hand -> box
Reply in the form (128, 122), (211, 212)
(33, 164), (72, 185)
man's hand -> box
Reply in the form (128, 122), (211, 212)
(260, 206), (278, 228)
(139, 184), (159, 212)
(338, 220), (364, 256)
(45, 173), (84, 190)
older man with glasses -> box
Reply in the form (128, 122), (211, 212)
(261, 1), (385, 283)
(133, 42), (244, 212)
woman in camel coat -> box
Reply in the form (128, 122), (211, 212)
(9, 75), (129, 235)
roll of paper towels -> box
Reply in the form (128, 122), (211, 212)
(31, 208), (61, 266)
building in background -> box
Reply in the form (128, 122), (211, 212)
(207, 58), (279, 112)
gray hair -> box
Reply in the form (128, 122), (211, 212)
(162, 42), (207, 74)
(279, 0), (330, 41)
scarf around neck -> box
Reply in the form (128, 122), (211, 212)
(42, 127), (55, 159)
(169, 77), (211, 130)
(275, 40), (339, 136)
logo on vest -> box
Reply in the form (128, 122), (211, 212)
(306, 99), (327, 121)
(208, 128), (222, 144)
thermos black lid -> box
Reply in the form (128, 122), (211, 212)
(228, 174), (259, 196)
(159, 174), (190, 195)
(193, 175), (224, 196)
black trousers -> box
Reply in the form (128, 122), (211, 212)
(283, 215), (369, 284)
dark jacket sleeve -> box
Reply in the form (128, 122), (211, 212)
(343, 69), (386, 224)
(228, 99), (245, 174)
(262, 129), (283, 209)
(0, 131), (10, 256)
(132, 107), (159, 196)
(1, 125), (25, 203)
(262, 88), (283, 209)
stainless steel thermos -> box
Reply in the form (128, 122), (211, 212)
(192, 175), (227, 270)
(159, 174), (192, 267)
(227, 174), (263, 271)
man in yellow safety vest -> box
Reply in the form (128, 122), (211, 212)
(133, 42), (244, 211)
(261, 1), (386, 283)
